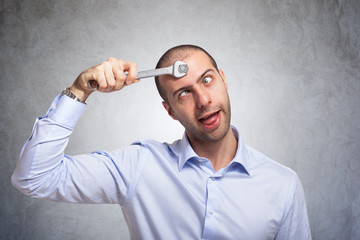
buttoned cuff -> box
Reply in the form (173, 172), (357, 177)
(47, 95), (86, 129)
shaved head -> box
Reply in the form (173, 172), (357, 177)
(155, 45), (218, 103)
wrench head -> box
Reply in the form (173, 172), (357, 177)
(173, 61), (188, 78)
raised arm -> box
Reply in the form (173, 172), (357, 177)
(11, 58), (143, 204)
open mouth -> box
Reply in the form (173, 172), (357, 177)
(198, 110), (221, 130)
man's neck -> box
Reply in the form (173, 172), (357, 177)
(188, 128), (238, 172)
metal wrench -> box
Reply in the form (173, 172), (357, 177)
(88, 60), (188, 90)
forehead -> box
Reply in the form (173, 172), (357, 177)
(159, 51), (216, 93)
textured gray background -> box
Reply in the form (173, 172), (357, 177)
(1, 0), (359, 239)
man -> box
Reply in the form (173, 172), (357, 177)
(12, 45), (311, 239)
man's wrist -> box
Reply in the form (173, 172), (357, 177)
(61, 87), (87, 104)
(69, 84), (93, 103)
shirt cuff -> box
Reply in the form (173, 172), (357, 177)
(47, 95), (86, 129)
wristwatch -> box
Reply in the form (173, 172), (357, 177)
(61, 88), (86, 104)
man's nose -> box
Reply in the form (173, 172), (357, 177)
(195, 88), (212, 109)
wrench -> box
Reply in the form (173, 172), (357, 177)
(88, 60), (188, 90)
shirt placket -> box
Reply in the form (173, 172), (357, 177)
(202, 174), (220, 239)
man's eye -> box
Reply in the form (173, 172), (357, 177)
(179, 90), (189, 97)
(203, 76), (213, 84)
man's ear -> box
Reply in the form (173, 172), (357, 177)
(162, 101), (178, 120)
(219, 69), (228, 90)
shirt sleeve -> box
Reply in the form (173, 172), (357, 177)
(275, 174), (312, 240)
(11, 95), (145, 204)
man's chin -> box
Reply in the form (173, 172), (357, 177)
(192, 124), (231, 143)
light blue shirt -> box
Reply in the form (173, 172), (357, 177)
(12, 95), (311, 240)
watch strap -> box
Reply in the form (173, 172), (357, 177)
(61, 88), (86, 104)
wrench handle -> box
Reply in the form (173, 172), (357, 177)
(136, 67), (172, 79)
(87, 66), (173, 90)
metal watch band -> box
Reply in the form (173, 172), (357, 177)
(61, 88), (86, 104)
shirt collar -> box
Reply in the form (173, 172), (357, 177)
(177, 132), (198, 171)
(176, 126), (251, 175)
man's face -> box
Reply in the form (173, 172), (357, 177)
(161, 51), (231, 143)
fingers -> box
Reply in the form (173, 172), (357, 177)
(122, 61), (138, 85)
(77, 58), (139, 93)
(111, 59), (126, 90)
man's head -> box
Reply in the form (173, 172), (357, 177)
(155, 45), (218, 104)
(155, 45), (232, 144)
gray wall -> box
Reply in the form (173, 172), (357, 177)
(1, 0), (359, 239)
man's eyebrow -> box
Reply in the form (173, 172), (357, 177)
(172, 69), (214, 98)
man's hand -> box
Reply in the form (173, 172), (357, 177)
(70, 58), (138, 102)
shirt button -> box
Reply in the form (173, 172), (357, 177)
(211, 177), (215, 181)
(210, 209), (214, 214)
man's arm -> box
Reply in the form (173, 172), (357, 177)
(11, 58), (142, 203)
